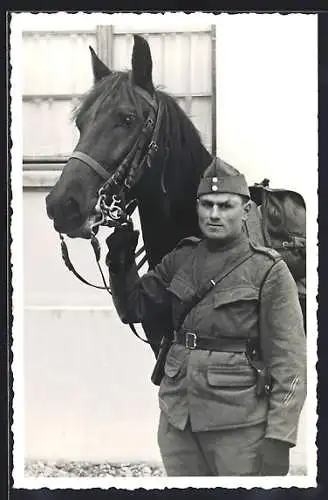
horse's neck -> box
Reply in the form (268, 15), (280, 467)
(136, 144), (211, 267)
(137, 196), (201, 268)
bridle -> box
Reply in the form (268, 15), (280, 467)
(72, 84), (163, 231)
(59, 83), (164, 344)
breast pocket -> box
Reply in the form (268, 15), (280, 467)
(213, 286), (259, 336)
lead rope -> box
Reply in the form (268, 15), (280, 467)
(59, 234), (147, 289)
(59, 195), (143, 291)
(90, 235), (151, 345)
(59, 232), (151, 345)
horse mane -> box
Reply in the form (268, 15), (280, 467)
(150, 90), (211, 202)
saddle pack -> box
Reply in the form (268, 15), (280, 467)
(248, 179), (306, 282)
(246, 179), (306, 329)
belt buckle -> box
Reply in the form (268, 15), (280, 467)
(185, 332), (197, 349)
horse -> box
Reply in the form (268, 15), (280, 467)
(46, 35), (213, 265)
(45, 35), (306, 351)
(45, 35), (215, 352)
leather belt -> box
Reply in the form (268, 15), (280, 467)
(174, 331), (249, 352)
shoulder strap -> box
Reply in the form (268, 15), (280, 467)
(249, 240), (282, 261)
(174, 236), (202, 250)
(176, 250), (254, 331)
(244, 201), (265, 246)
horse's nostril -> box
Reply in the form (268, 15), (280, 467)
(46, 195), (82, 225)
(66, 198), (76, 209)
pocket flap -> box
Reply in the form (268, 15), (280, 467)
(214, 286), (259, 308)
(207, 366), (256, 388)
(164, 350), (185, 378)
(165, 362), (182, 378)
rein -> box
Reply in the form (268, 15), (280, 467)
(59, 84), (164, 345)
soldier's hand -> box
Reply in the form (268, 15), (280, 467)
(258, 438), (290, 476)
(105, 222), (139, 273)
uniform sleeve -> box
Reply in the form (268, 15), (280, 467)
(259, 259), (306, 447)
(108, 247), (185, 324)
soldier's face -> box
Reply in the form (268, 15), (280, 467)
(197, 193), (250, 241)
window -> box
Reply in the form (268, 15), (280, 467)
(22, 25), (216, 185)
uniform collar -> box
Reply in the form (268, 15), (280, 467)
(205, 231), (249, 253)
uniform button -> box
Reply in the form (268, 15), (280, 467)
(212, 177), (218, 183)
(212, 185), (218, 191)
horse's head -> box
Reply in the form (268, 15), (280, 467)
(46, 35), (159, 238)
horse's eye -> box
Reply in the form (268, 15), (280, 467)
(120, 114), (136, 127)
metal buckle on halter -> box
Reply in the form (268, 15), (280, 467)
(146, 141), (159, 168)
(145, 117), (154, 129)
(148, 141), (159, 153)
(185, 332), (197, 350)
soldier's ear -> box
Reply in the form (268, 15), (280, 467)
(242, 200), (252, 220)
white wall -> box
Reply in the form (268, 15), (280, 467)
(24, 309), (161, 462)
(216, 14), (317, 200)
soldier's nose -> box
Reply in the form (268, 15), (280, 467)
(210, 206), (221, 219)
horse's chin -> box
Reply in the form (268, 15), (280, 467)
(65, 216), (99, 239)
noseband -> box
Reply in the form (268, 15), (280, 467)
(69, 84), (163, 230)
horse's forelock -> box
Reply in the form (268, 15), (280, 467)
(71, 72), (143, 124)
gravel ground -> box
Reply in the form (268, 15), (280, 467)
(25, 460), (166, 478)
(25, 460), (306, 478)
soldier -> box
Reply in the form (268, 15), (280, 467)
(106, 157), (306, 476)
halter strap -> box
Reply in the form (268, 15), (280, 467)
(134, 85), (157, 109)
(146, 99), (163, 165)
(70, 151), (112, 181)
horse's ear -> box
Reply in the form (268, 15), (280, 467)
(131, 35), (154, 94)
(89, 46), (111, 83)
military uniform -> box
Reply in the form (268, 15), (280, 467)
(107, 157), (306, 476)
(109, 232), (306, 475)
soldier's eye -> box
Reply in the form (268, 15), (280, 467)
(200, 200), (212, 209)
